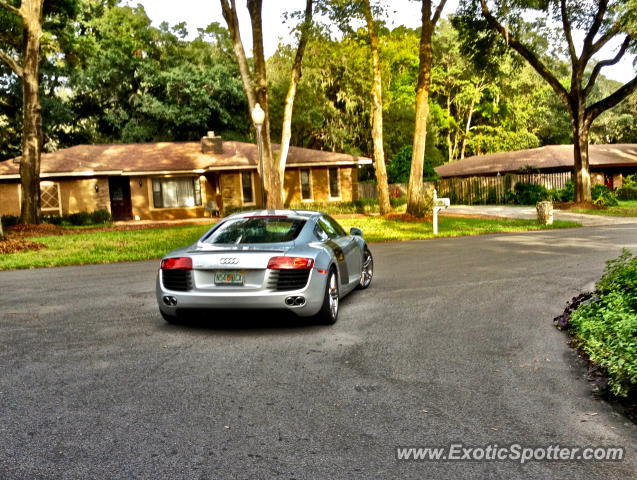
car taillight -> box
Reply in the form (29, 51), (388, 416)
(267, 256), (314, 270)
(160, 257), (193, 270)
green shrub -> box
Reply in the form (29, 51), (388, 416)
(42, 215), (63, 225)
(595, 250), (637, 300)
(550, 180), (574, 202)
(616, 187), (637, 200)
(224, 199), (406, 217)
(569, 250), (637, 396)
(90, 209), (112, 224)
(0, 215), (20, 227)
(3, 210), (111, 228)
(61, 210), (113, 226)
(66, 211), (92, 226)
(511, 182), (550, 205)
(223, 205), (260, 216)
(289, 199), (379, 215)
(390, 197), (407, 208)
(591, 184), (619, 207)
(622, 174), (637, 188)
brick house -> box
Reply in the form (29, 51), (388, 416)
(0, 134), (371, 220)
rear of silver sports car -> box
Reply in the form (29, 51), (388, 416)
(156, 250), (328, 318)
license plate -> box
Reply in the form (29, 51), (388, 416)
(214, 270), (245, 286)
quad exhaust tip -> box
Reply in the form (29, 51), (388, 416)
(285, 296), (306, 307)
(162, 296), (177, 306)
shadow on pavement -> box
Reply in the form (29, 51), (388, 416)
(160, 308), (322, 331)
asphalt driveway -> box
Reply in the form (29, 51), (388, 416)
(1, 224), (636, 479)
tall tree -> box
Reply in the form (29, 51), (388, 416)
(362, 0), (391, 214)
(70, 5), (248, 144)
(406, 0), (447, 217)
(220, 0), (314, 208)
(0, 0), (44, 224)
(277, 0), (313, 184)
(267, 31), (372, 156)
(471, 0), (637, 202)
(314, 0), (393, 212)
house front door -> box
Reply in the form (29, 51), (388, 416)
(109, 177), (132, 220)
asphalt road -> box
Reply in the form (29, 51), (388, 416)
(1, 224), (637, 479)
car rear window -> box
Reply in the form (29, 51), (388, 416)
(202, 217), (306, 244)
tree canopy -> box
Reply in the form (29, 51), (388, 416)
(454, 0), (637, 201)
(1, 0), (636, 189)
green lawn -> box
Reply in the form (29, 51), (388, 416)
(0, 216), (579, 270)
(570, 200), (637, 217)
(0, 225), (210, 270)
(338, 216), (577, 243)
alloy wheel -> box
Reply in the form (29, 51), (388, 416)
(328, 272), (339, 319)
(360, 250), (373, 288)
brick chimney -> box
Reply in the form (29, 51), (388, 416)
(201, 131), (223, 154)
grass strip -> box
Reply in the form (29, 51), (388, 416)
(570, 200), (637, 217)
(0, 217), (579, 270)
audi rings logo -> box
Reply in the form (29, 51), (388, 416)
(219, 257), (239, 265)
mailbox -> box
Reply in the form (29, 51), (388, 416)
(434, 197), (450, 208)
(432, 189), (450, 235)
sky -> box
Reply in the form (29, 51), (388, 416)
(125, 0), (634, 84)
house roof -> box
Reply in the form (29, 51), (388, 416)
(0, 140), (371, 179)
(435, 144), (637, 178)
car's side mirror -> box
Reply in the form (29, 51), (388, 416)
(350, 227), (363, 237)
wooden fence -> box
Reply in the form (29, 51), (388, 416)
(436, 172), (571, 205)
(358, 172), (572, 205)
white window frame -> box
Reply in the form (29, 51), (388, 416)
(241, 171), (256, 206)
(328, 168), (341, 200)
(299, 168), (313, 202)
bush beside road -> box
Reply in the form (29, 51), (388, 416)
(555, 250), (637, 398)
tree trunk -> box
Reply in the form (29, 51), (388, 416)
(220, 0), (256, 110)
(247, 0), (281, 209)
(407, 85), (431, 216)
(19, 0), (44, 225)
(363, 0), (391, 215)
(573, 117), (592, 203)
(445, 95), (454, 162)
(406, 5), (435, 217)
(459, 99), (475, 160)
(278, 0), (313, 186)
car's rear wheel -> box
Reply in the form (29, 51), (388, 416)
(315, 268), (339, 325)
(357, 247), (373, 290)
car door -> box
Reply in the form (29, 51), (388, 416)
(318, 215), (361, 286)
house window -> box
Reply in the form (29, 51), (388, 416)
(40, 181), (62, 215)
(152, 177), (202, 208)
(300, 168), (312, 201)
(328, 168), (340, 198)
(241, 171), (254, 205)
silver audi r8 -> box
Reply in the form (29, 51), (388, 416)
(156, 210), (373, 324)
